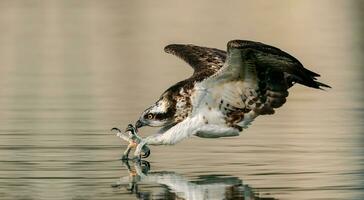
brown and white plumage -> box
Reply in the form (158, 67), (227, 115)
(115, 40), (330, 159)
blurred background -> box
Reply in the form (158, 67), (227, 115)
(0, 0), (363, 199)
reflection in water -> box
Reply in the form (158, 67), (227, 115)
(113, 160), (277, 200)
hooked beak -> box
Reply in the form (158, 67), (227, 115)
(135, 120), (145, 130)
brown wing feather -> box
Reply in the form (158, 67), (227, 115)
(164, 44), (226, 75)
(227, 40), (331, 89)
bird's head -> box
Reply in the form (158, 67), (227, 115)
(135, 95), (175, 129)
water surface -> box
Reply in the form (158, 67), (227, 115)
(0, 1), (363, 199)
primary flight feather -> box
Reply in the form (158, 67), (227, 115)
(112, 40), (330, 160)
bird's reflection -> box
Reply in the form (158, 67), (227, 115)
(113, 160), (277, 200)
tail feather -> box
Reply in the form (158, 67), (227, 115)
(296, 74), (331, 90)
(304, 68), (321, 78)
(288, 69), (331, 90)
(315, 81), (331, 90)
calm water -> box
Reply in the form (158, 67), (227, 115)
(0, 1), (363, 199)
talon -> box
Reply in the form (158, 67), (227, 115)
(111, 127), (121, 132)
(142, 149), (150, 158)
(125, 124), (136, 133)
(141, 146), (151, 158)
(112, 124), (151, 160)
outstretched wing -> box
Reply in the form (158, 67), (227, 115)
(222, 40), (330, 89)
(197, 40), (330, 118)
(164, 44), (226, 75)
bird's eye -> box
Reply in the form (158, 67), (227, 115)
(147, 113), (154, 120)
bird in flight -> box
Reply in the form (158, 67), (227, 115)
(112, 40), (330, 160)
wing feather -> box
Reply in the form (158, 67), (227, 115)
(226, 40), (330, 89)
(195, 40), (330, 123)
(164, 44), (226, 75)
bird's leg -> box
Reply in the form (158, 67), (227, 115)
(133, 140), (148, 161)
(125, 124), (151, 159)
(132, 118), (201, 159)
(111, 127), (135, 160)
(111, 124), (150, 160)
(132, 116), (204, 160)
(121, 143), (134, 160)
(132, 134), (166, 160)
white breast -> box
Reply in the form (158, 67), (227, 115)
(190, 80), (259, 129)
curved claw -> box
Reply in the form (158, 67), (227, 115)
(125, 124), (136, 133)
(141, 148), (151, 158)
(111, 127), (121, 132)
(134, 142), (151, 159)
(111, 124), (151, 160)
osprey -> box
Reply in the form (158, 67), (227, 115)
(112, 40), (330, 160)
